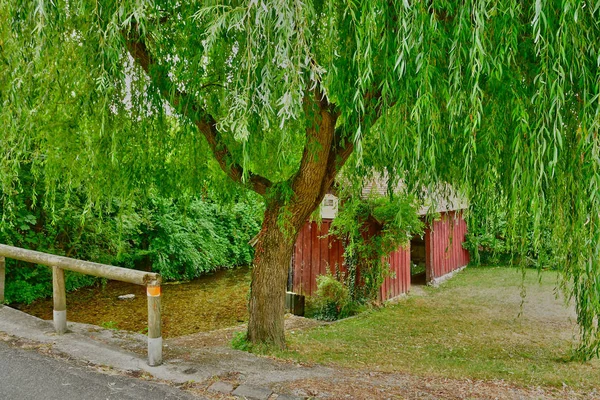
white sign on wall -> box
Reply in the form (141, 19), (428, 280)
(320, 194), (338, 220)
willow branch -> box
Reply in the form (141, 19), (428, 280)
(123, 26), (272, 195)
(317, 131), (354, 200)
(316, 85), (390, 201)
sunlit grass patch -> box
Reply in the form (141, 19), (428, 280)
(280, 267), (599, 390)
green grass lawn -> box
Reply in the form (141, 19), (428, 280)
(279, 266), (600, 390)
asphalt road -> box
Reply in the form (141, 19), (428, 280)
(0, 341), (204, 400)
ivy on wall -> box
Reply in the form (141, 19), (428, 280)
(328, 193), (423, 303)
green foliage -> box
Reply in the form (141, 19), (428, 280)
(310, 273), (360, 321)
(139, 195), (263, 281)
(410, 263), (426, 276)
(0, 167), (263, 303)
(100, 321), (119, 330)
(0, 167), (130, 304)
(2, 0), (600, 357)
(463, 194), (510, 266)
(465, 194), (563, 270)
(329, 192), (423, 302)
(231, 331), (252, 351)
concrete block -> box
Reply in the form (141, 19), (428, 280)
(208, 381), (234, 394)
(232, 384), (272, 399)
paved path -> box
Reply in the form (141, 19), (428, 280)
(0, 340), (203, 400)
(0, 305), (323, 399)
(3, 305), (588, 400)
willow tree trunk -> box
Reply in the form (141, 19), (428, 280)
(245, 91), (354, 347)
(247, 204), (299, 348)
(246, 93), (344, 347)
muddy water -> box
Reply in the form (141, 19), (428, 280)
(16, 267), (252, 338)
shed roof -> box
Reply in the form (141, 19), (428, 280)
(359, 175), (468, 215)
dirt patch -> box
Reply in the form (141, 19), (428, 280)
(273, 371), (600, 400)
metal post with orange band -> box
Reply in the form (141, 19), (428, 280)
(146, 280), (162, 366)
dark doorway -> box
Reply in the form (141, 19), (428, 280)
(410, 235), (427, 285)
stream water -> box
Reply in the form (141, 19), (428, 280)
(16, 267), (252, 338)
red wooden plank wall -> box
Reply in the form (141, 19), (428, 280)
(292, 220), (412, 299)
(292, 220), (345, 296)
(379, 246), (411, 301)
(426, 211), (469, 281)
(293, 210), (469, 297)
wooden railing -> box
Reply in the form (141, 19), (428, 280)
(0, 244), (163, 366)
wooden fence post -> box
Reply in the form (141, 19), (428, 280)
(147, 281), (162, 366)
(52, 266), (67, 334)
(0, 256), (5, 303)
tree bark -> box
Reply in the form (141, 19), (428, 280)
(247, 203), (298, 347)
(247, 92), (351, 347)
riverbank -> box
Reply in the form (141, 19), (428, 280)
(14, 266), (251, 338)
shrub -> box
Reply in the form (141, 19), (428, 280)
(310, 273), (358, 321)
(0, 169), (263, 303)
(142, 196), (263, 280)
(0, 169), (131, 304)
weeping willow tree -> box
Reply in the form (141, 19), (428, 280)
(1, 0), (599, 355)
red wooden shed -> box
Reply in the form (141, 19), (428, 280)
(290, 186), (470, 301)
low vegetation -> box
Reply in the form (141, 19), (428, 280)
(306, 273), (362, 321)
(275, 267), (599, 391)
(1, 175), (262, 304)
(329, 192), (423, 304)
